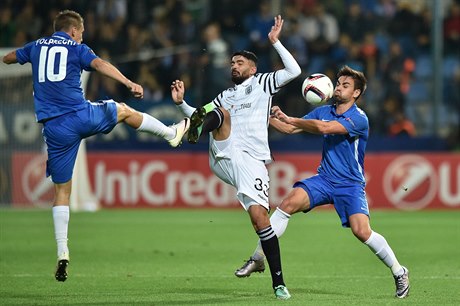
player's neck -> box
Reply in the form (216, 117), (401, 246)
(335, 101), (354, 115)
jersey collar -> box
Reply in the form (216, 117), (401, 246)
(331, 103), (357, 117)
(235, 75), (254, 88)
(52, 31), (73, 41)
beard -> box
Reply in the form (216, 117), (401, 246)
(231, 74), (247, 85)
(333, 92), (345, 103)
(231, 70), (249, 85)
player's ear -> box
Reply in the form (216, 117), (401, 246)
(250, 65), (257, 75)
(70, 26), (78, 38)
(70, 27), (75, 38)
(353, 89), (361, 99)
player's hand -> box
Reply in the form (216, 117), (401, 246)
(268, 15), (283, 44)
(127, 81), (143, 99)
(171, 80), (185, 105)
(271, 106), (291, 123)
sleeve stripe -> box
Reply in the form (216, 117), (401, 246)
(266, 96), (272, 125)
(214, 93), (223, 106)
(264, 72), (276, 96)
(273, 71), (280, 90)
(256, 72), (277, 96)
(267, 73), (276, 95)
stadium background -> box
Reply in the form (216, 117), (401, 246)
(0, 0), (459, 210)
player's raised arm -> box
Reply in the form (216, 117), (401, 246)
(268, 15), (283, 44)
(171, 80), (185, 105)
(268, 15), (301, 86)
(170, 79), (196, 117)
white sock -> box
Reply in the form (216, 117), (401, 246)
(136, 113), (175, 140)
(52, 206), (70, 258)
(252, 207), (291, 260)
(364, 231), (404, 276)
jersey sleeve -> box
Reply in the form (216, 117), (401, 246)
(302, 105), (324, 120)
(15, 41), (35, 65)
(79, 44), (98, 71)
(253, 41), (301, 97)
(337, 111), (368, 137)
(272, 41), (301, 88)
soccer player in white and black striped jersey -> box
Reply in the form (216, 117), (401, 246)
(171, 15), (301, 300)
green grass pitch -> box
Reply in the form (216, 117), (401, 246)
(1, 208), (459, 305)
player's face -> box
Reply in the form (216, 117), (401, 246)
(231, 55), (256, 84)
(333, 76), (360, 103)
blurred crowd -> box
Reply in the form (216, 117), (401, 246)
(1, 0), (459, 143)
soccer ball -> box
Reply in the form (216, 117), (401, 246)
(301, 73), (334, 105)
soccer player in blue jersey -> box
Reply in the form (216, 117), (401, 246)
(236, 65), (410, 299)
(2, 10), (189, 282)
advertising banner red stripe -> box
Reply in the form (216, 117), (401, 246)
(12, 152), (460, 210)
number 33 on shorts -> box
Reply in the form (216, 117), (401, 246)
(254, 178), (269, 198)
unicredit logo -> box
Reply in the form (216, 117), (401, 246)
(22, 154), (53, 207)
(383, 154), (437, 210)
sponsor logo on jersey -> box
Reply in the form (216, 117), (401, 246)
(345, 117), (356, 127)
(234, 103), (252, 113)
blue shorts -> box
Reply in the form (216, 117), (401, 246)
(293, 174), (369, 227)
(42, 100), (117, 183)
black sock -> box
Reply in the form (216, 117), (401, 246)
(257, 226), (285, 288)
(202, 108), (224, 134)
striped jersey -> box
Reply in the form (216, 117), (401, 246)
(209, 41), (301, 163)
(303, 104), (369, 184)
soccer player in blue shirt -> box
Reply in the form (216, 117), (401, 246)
(2, 10), (190, 282)
(235, 66), (410, 299)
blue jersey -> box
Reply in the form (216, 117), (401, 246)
(303, 104), (368, 184)
(15, 31), (98, 122)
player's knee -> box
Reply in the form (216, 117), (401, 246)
(218, 107), (231, 124)
(220, 107), (230, 117)
(279, 197), (304, 214)
(116, 102), (133, 120)
(54, 182), (72, 205)
(248, 206), (270, 231)
(254, 219), (272, 232)
(351, 226), (371, 242)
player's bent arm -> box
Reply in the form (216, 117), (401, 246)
(91, 58), (143, 98)
(175, 100), (196, 118)
(2, 50), (18, 64)
(170, 80), (196, 117)
(269, 117), (303, 134)
(289, 118), (348, 135)
(90, 58), (131, 87)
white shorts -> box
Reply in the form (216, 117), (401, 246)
(209, 136), (270, 211)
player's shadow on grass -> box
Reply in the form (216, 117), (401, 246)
(290, 287), (348, 296)
(150, 287), (271, 305)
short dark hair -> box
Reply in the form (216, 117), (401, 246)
(337, 65), (367, 100)
(54, 10), (84, 32)
(232, 50), (258, 65)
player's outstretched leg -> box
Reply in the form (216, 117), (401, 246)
(394, 266), (410, 298)
(168, 117), (190, 147)
(187, 107), (206, 144)
(55, 252), (69, 282)
(235, 257), (265, 277)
